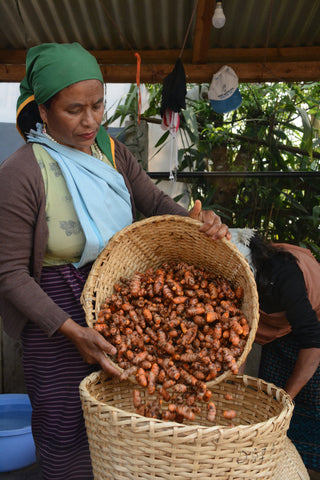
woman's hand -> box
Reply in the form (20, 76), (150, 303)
(58, 318), (121, 377)
(188, 199), (231, 240)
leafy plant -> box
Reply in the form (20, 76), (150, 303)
(108, 82), (320, 259)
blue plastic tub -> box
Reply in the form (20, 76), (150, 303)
(0, 394), (36, 472)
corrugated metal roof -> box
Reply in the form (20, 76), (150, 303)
(0, 0), (319, 83)
(0, 0), (197, 50)
(0, 0), (318, 50)
(210, 0), (320, 49)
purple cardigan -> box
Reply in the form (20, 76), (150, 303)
(0, 139), (188, 339)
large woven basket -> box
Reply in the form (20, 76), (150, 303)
(274, 437), (309, 480)
(81, 215), (259, 383)
(79, 371), (294, 480)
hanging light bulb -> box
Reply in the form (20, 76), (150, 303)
(212, 1), (226, 29)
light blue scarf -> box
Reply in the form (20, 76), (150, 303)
(27, 126), (133, 268)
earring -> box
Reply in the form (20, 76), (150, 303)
(42, 122), (47, 134)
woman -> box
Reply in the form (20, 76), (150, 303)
(0, 42), (230, 480)
(230, 229), (320, 474)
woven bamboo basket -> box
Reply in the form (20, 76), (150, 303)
(81, 214), (259, 383)
(274, 437), (309, 480)
(79, 371), (294, 480)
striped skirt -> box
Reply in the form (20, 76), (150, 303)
(21, 263), (97, 480)
(259, 335), (320, 472)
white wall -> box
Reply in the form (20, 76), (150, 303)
(0, 83), (20, 123)
(0, 82), (130, 124)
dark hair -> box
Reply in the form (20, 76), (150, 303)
(249, 232), (298, 294)
(17, 97), (54, 141)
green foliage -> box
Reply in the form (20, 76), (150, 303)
(108, 81), (320, 260)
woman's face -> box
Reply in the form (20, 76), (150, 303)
(38, 79), (104, 154)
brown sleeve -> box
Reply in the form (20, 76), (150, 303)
(0, 145), (70, 339)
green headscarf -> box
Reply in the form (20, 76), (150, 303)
(17, 42), (103, 124)
(16, 42), (114, 164)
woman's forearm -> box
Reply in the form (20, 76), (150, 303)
(284, 347), (320, 399)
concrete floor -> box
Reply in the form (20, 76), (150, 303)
(2, 462), (320, 479)
(0, 463), (42, 480)
(2, 462), (320, 480)
(310, 472), (320, 480)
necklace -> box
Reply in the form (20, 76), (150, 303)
(44, 132), (58, 144)
(91, 142), (103, 161)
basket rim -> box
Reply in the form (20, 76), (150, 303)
(81, 214), (257, 307)
(82, 215), (253, 282)
(79, 370), (294, 432)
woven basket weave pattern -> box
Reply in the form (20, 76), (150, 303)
(81, 215), (259, 382)
(80, 372), (294, 480)
(274, 437), (309, 480)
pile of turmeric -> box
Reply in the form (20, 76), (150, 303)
(95, 261), (249, 423)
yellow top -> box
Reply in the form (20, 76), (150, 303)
(33, 143), (112, 266)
